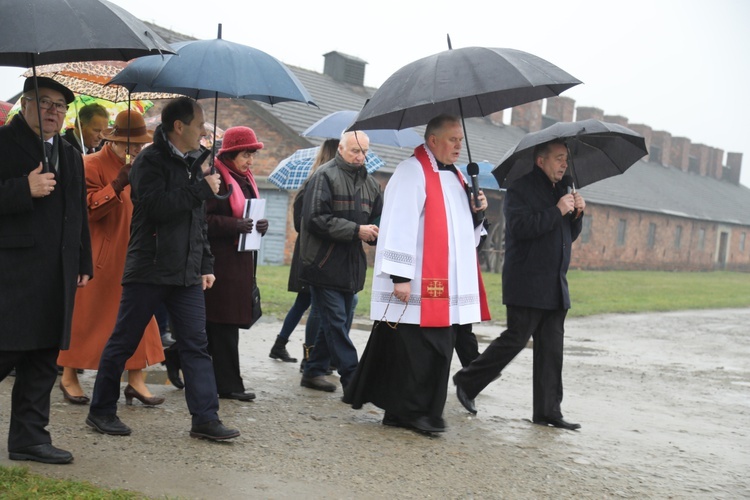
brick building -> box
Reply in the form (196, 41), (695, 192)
(147, 23), (750, 272)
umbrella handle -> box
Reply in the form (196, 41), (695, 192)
(188, 147), (231, 199)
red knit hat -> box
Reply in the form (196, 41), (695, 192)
(218, 126), (264, 154)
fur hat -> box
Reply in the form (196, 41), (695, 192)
(23, 77), (75, 104)
(102, 110), (153, 144)
(218, 126), (263, 155)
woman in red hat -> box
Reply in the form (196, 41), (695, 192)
(58, 110), (166, 407)
(204, 126), (268, 401)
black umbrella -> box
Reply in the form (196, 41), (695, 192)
(0, 0), (174, 171)
(492, 119), (648, 189)
(109, 24), (317, 198)
(348, 46), (581, 132)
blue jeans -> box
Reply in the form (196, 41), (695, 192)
(278, 292), (311, 342)
(304, 286), (357, 387)
(90, 283), (220, 426)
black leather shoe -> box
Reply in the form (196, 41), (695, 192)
(85, 414), (132, 436)
(408, 415), (446, 433)
(219, 391), (256, 401)
(382, 412), (409, 429)
(300, 375), (336, 392)
(453, 376), (477, 414)
(190, 420), (240, 441)
(163, 346), (184, 389)
(9, 443), (73, 464)
(533, 417), (581, 430)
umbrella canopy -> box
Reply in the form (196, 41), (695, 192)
(302, 110), (422, 148)
(22, 62), (180, 102)
(268, 147), (384, 191)
(348, 46), (581, 131)
(457, 162), (500, 191)
(109, 38), (316, 106)
(0, 0), (173, 67)
(492, 119), (648, 189)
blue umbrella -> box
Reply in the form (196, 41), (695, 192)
(456, 162), (500, 191)
(268, 147), (385, 191)
(302, 110), (422, 148)
(109, 24), (316, 198)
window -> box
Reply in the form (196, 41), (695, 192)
(647, 223), (656, 248)
(698, 228), (706, 251)
(674, 225), (683, 249)
(581, 215), (592, 243)
(617, 219), (627, 246)
(741, 232), (746, 252)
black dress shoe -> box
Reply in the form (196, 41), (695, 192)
(9, 443), (73, 464)
(219, 391), (256, 401)
(300, 375), (336, 392)
(163, 346), (184, 389)
(408, 415), (446, 434)
(190, 420), (240, 441)
(453, 376), (477, 414)
(533, 417), (581, 430)
(382, 412), (409, 429)
(85, 414), (132, 436)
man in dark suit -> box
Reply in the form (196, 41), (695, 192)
(62, 102), (108, 155)
(0, 77), (93, 463)
(453, 139), (586, 430)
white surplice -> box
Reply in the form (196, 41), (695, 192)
(371, 147), (484, 326)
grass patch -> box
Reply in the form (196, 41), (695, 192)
(0, 466), (145, 499)
(256, 266), (750, 322)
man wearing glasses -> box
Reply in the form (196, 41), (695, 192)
(0, 77), (93, 464)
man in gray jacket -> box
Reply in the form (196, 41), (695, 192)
(299, 131), (383, 392)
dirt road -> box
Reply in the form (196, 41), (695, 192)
(1, 309), (748, 498)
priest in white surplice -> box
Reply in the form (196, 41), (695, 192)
(343, 115), (490, 434)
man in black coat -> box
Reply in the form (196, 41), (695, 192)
(453, 139), (586, 430)
(85, 97), (240, 442)
(0, 77), (93, 464)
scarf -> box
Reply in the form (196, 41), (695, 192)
(213, 157), (260, 218)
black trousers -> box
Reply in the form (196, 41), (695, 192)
(453, 306), (567, 421)
(205, 322), (245, 394)
(0, 348), (59, 451)
(455, 323), (480, 367)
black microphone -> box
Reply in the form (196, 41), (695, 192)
(467, 162), (481, 209)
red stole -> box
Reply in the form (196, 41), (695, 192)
(414, 145), (491, 326)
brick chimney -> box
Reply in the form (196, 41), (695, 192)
(323, 51), (367, 86)
(690, 143), (710, 176)
(650, 130), (672, 166)
(711, 148), (724, 180)
(628, 124), (652, 158)
(575, 106), (604, 121)
(545, 96), (575, 122)
(510, 100), (543, 132)
(725, 152), (743, 185)
(671, 137), (691, 172)
(603, 114), (629, 127)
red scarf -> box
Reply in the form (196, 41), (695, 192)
(213, 157), (260, 218)
(414, 145), (491, 326)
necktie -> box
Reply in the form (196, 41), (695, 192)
(44, 141), (52, 159)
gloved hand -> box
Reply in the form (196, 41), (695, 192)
(111, 163), (132, 194)
(236, 218), (254, 234)
(255, 219), (269, 235)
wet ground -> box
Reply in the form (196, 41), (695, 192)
(1, 309), (749, 499)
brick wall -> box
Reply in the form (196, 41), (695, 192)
(510, 100), (543, 132)
(545, 96), (575, 123)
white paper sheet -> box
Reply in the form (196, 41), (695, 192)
(237, 198), (266, 251)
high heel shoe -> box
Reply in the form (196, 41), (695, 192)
(123, 384), (165, 406)
(59, 381), (90, 405)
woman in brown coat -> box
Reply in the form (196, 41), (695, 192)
(57, 111), (165, 406)
(204, 126), (268, 401)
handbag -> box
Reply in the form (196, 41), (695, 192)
(248, 251), (262, 327)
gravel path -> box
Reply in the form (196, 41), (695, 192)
(1, 309), (748, 499)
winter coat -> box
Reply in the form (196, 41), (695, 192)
(0, 114), (93, 350)
(122, 126), (215, 286)
(299, 153), (383, 293)
(286, 186), (306, 293)
(58, 144), (163, 370)
(204, 166), (260, 327)
(502, 166), (583, 310)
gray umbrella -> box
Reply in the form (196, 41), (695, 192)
(348, 46), (581, 132)
(492, 119), (648, 189)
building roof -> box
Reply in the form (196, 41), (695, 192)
(145, 22), (750, 227)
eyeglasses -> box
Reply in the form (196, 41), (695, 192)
(24, 96), (68, 114)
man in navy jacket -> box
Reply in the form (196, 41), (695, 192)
(453, 139), (586, 430)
